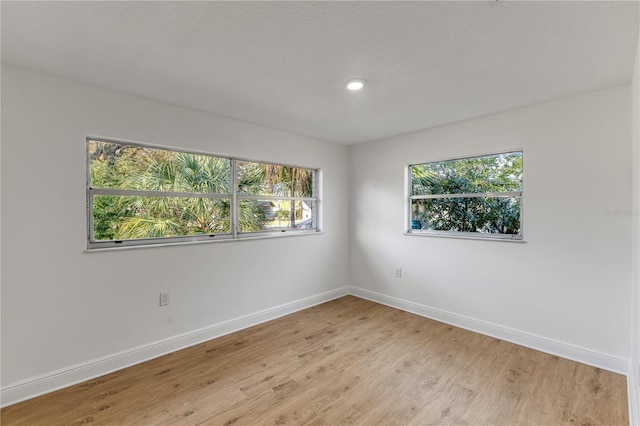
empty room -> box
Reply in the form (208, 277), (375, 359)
(2, 1), (640, 425)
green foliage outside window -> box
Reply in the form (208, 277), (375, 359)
(88, 140), (315, 244)
(410, 152), (522, 237)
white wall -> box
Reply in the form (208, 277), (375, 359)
(629, 27), (640, 425)
(0, 65), (349, 402)
(349, 86), (632, 372)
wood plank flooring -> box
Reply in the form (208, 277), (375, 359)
(1, 296), (628, 425)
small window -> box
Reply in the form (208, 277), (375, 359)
(408, 151), (523, 240)
(87, 139), (319, 249)
(236, 161), (317, 234)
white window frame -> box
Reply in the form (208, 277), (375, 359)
(87, 137), (320, 250)
(405, 150), (523, 241)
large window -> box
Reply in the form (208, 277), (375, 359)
(87, 139), (319, 249)
(408, 151), (523, 240)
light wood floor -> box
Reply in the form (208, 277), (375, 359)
(1, 296), (628, 425)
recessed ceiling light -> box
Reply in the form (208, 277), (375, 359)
(346, 78), (365, 91)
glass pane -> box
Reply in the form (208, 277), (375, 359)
(292, 169), (315, 197)
(88, 140), (231, 193)
(92, 195), (230, 241)
(238, 199), (273, 232)
(237, 161), (314, 197)
(294, 200), (315, 229)
(411, 152), (522, 195)
(410, 196), (521, 235)
(238, 199), (316, 232)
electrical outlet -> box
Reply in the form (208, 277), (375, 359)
(395, 268), (402, 278)
(160, 291), (170, 306)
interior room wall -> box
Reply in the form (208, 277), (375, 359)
(0, 65), (350, 404)
(349, 86), (632, 373)
(1, 62), (636, 410)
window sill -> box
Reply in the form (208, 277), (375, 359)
(85, 230), (323, 252)
(404, 231), (525, 243)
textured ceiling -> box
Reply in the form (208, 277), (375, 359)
(2, 1), (639, 145)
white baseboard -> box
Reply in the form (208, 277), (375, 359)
(348, 286), (628, 375)
(2, 285), (629, 409)
(1, 286), (349, 408)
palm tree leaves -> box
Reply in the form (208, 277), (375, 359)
(264, 164), (313, 197)
(113, 153), (235, 239)
(235, 162), (314, 231)
(91, 150), (272, 240)
(116, 216), (184, 239)
(90, 140), (316, 242)
(237, 161), (266, 195)
(411, 165), (438, 195)
(238, 162), (313, 197)
(175, 152), (230, 194)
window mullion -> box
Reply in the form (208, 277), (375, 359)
(289, 167), (294, 227)
(237, 195), (316, 202)
(411, 191), (522, 200)
(231, 159), (239, 239)
(90, 187), (232, 199)
(88, 192), (95, 243)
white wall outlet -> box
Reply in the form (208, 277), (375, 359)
(160, 291), (170, 306)
(395, 268), (402, 278)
